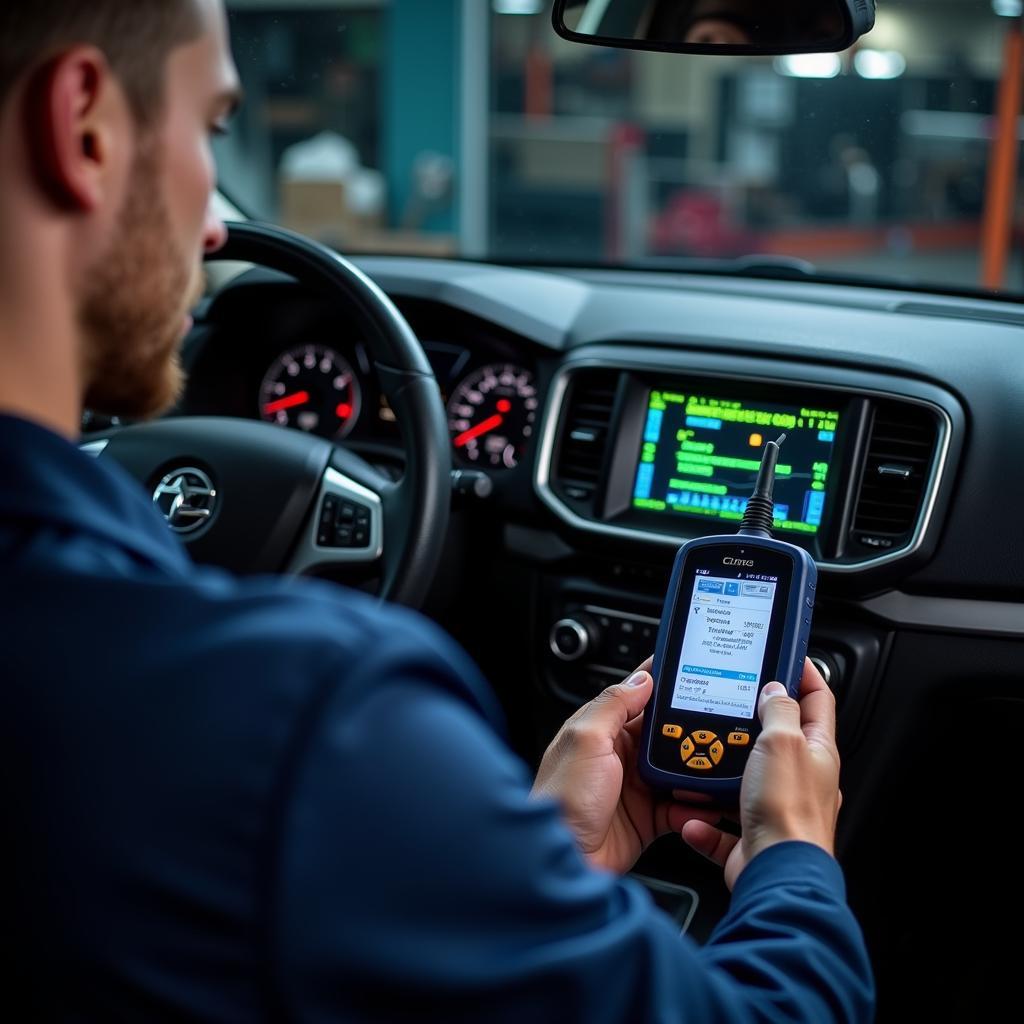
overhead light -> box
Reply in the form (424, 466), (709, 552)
(993, 0), (1023, 17)
(854, 49), (907, 80)
(774, 54), (842, 79)
(492, 0), (544, 13)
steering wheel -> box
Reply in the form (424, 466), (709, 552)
(91, 222), (451, 608)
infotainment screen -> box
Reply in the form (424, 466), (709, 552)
(632, 390), (840, 534)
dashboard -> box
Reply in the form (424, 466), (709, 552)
(181, 277), (541, 473)
(170, 255), (1024, 1017)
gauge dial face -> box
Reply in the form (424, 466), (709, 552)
(447, 364), (538, 469)
(260, 345), (361, 439)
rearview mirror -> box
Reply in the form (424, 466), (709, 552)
(552, 0), (876, 56)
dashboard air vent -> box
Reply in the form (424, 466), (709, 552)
(851, 400), (938, 551)
(554, 372), (618, 502)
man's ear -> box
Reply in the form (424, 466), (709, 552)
(23, 47), (128, 213)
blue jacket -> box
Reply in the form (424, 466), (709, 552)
(0, 413), (874, 1022)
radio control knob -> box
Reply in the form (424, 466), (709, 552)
(550, 617), (597, 662)
(809, 654), (834, 688)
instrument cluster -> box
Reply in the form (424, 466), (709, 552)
(253, 340), (538, 470)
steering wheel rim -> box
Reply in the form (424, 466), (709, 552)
(91, 222), (450, 608)
(210, 222), (451, 606)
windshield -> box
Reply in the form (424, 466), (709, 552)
(216, 1), (1024, 297)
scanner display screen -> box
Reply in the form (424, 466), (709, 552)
(671, 571), (779, 721)
(632, 390), (840, 535)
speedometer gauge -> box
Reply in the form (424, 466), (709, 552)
(260, 345), (361, 439)
(447, 364), (538, 469)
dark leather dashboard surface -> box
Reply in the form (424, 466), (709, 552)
(355, 257), (1023, 600)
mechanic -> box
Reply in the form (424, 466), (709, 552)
(0, 2), (874, 1020)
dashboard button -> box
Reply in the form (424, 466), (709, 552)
(709, 740), (725, 764)
(686, 756), (713, 771)
(691, 730), (717, 745)
(662, 724), (683, 739)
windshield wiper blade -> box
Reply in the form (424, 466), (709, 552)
(728, 255), (818, 279)
(622, 253), (819, 279)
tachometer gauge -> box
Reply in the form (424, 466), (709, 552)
(447, 364), (538, 469)
(260, 345), (361, 439)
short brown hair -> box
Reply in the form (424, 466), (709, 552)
(0, 0), (203, 124)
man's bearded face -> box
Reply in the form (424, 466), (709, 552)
(80, 137), (203, 420)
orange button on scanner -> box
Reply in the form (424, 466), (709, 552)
(691, 730), (717, 745)
(662, 724), (683, 739)
(680, 737), (696, 761)
(686, 756), (713, 771)
(709, 740), (725, 764)
(727, 731), (751, 747)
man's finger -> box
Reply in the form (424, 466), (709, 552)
(757, 680), (802, 734)
(797, 658), (837, 746)
(576, 670), (653, 738)
(680, 820), (739, 868)
(665, 802), (722, 835)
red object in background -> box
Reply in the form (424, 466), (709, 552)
(982, 19), (1024, 290)
(606, 123), (646, 262)
(650, 190), (756, 259)
(525, 45), (553, 120)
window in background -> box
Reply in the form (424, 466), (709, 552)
(214, 1), (1022, 294)
(486, 0), (1019, 290)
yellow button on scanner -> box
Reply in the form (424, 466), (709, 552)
(686, 756), (714, 771)
(662, 724), (683, 739)
(691, 730), (717, 745)
(727, 731), (751, 747)
(680, 737), (696, 761)
(709, 740), (725, 765)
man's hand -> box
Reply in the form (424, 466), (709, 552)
(672, 659), (842, 890)
(532, 658), (720, 874)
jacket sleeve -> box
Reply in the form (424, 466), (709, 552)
(271, 616), (874, 1024)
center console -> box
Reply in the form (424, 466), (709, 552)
(529, 346), (963, 714)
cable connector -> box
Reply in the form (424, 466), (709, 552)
(739, 434), (786, 537)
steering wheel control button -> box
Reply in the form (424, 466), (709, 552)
(550, 619), (590, 662)
(661, 724), (683, 739)
(686, 756), (713, 771)
(727, 731), (751, 746)
(709, 740), (725, 765)
(153, 468), (217, 535)
(318, 498), (373, 549)
(679, 736), (696, 761)
(691, 730), (717, 745)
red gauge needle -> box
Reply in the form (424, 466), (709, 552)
(454, 414), (503, 448)
(264, 391), (310, 415)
